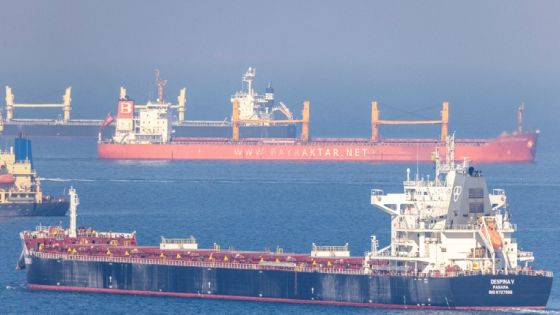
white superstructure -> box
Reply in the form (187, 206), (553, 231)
(366, 136), (535, 276)
(113, 99), (172, 144)
(108, 70), (187, 144)
(230, 67), (293, 122)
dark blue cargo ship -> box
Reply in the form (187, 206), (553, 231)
(22, 254), (552, 310)
(17, 139), (553, 309)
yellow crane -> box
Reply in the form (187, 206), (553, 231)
(371, 101), (449, 142)
(232, 100), (310, 142)
(5, 86), (72, 122)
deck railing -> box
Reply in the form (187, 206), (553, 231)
(31, 251), (552, 278)
(32, 251), (365, 275)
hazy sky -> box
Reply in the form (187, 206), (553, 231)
(1, 1), (559, 137)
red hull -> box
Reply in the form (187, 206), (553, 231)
(97, 132), (538, 163)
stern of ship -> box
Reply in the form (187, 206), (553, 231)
(447, 273), (553, 310)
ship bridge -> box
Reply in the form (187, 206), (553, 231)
(367, 136), (532, 276)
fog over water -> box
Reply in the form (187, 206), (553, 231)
(1, 2), (560, 314)
(0, 1), (559, 139)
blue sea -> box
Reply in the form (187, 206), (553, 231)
(0, 134), (559, 315)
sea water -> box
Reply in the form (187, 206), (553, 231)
(0, 135), (559, 315)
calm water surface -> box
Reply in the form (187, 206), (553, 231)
(0, 135), (559, 314)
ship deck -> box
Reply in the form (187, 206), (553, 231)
(22, 229), (368, 274)
(22, 228), (552, 278)
(5, 118), (104, 126)
(162, 132), (535, 146)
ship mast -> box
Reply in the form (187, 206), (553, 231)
(518, 102), (524, 133)
(242, 67), (256, 95)
(445, 133), (455, 165)
(155, 69), (167, 104)
(68, 187), (79, 238)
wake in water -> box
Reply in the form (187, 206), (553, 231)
(504, 310), (560, 315)
(40, 177), (174, 183)
(4, 283), (25, 291)
(39, 177), (383, 186)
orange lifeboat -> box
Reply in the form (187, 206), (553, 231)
(481, 219), (502, 250)
(0, 173), (15, 185)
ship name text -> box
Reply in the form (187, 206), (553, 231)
(489, 279), (514, 295)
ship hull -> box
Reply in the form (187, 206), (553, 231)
(2, 122), (109, 138)
(0, 201), (68, 217)
(98, 132), (537, 163)
(25, 255), (552, 309)
(1, 122), (296, 139)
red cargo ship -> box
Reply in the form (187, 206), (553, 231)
(98, 134), (537, 163)
(97, 78), (537, 163)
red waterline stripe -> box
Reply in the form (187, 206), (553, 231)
(27, 284), (545, 311)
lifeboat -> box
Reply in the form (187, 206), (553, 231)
(0, 173), (16, 185)
(480, 219), (502, 250)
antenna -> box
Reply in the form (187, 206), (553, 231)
(434, 147), (441, 182)
(68, 187), (79, 238)
(415, 143), (419, 181)
(445, 133), (455, 164)
(242, 67), (256, 95)
(155, 69), (167, 104)
(518, 102), (524, 133)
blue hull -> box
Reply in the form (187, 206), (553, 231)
(25, 256), (552, 309)
(0, 201), (68, 217)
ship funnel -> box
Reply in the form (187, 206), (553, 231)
(68, 187), (79, 238)
(14, 136), (33, 166)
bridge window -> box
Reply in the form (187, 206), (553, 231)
(469, 202), (484, 213)
(400, 204), (413, 211)
(469, 188), (484, 199)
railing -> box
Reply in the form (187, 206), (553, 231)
(32, 251), (364, 276)
(518, 251), (534, 258)
(173, 120), (231, 127)
(370, 189), (384, 197)
(392, 222), (516, 232)
(402, 180), (438, 187)
(8, 118), (104, 125)
(31, 251), (553, 278)
(312, 243), (349, 252)
(161, 236), (197, 244)
(381, 269), (554, 279)
(22, 229), (135, 240)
